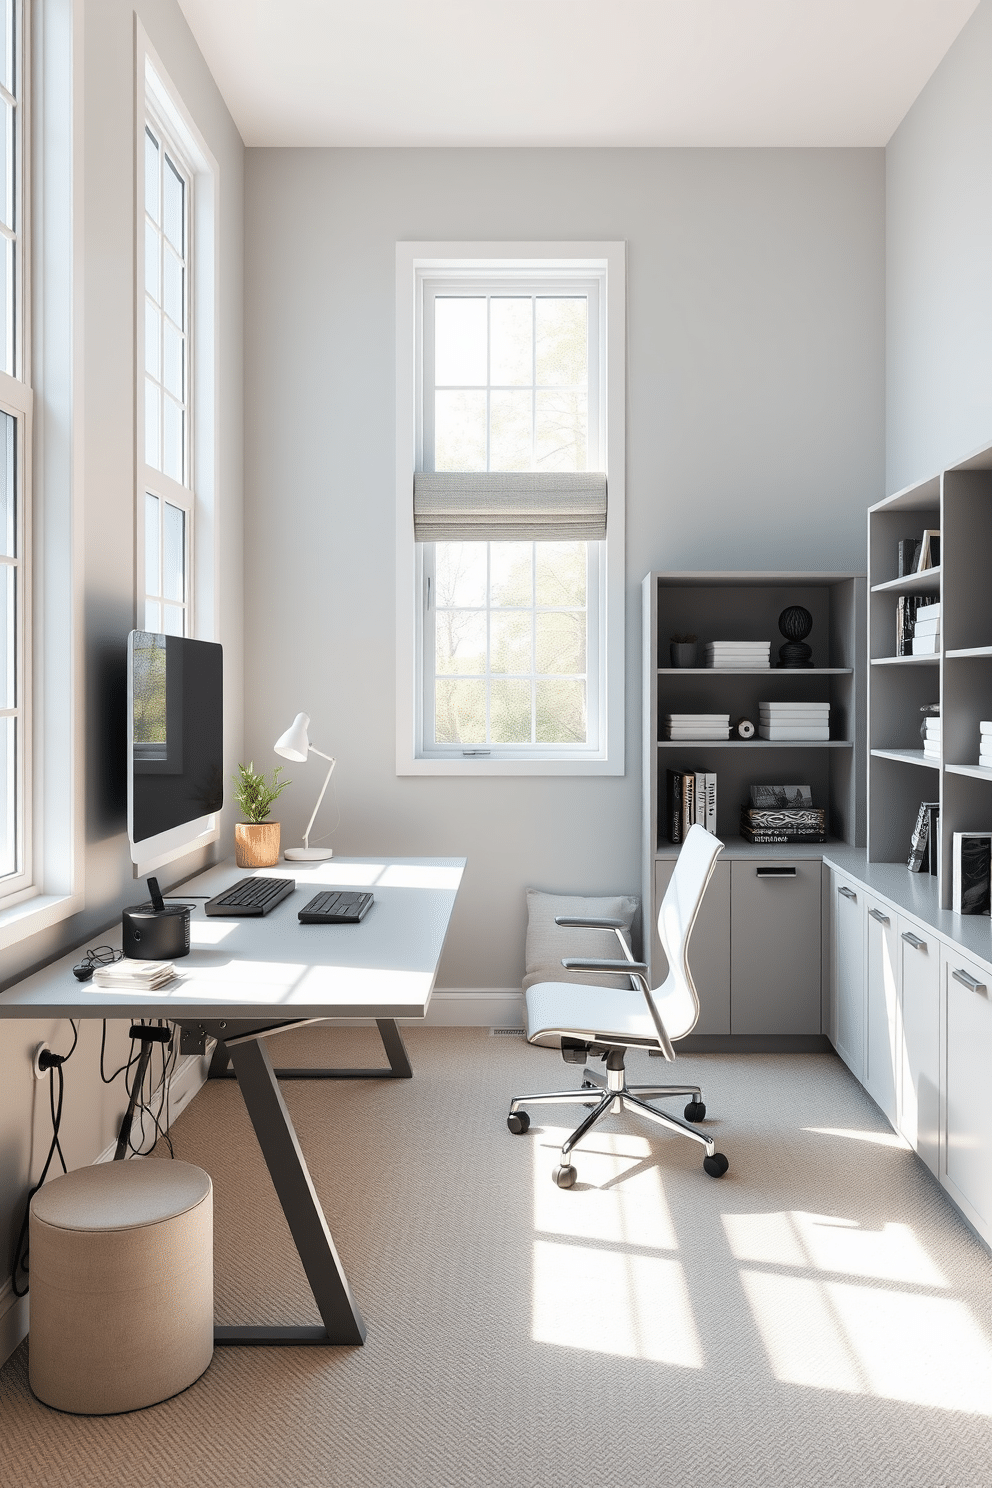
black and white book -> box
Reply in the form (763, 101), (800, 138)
(898, 538), (922, 576)
(953, 833), (992, 915)
(666, 768), (687, 844)
(750, 784), (813, 809)
(908, 800), (935, 872)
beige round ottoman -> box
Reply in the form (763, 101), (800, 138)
(28, 1160), (213, 1414)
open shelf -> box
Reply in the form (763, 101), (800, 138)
(871, 654), (939, 667)
(870, 566), (941, 594)
(656, 667), (853, 676)
(945, 646), (992, 659)
(870, 748), (939, 770)
(945, 763), (992, 782)
(658, 739), (852, 749)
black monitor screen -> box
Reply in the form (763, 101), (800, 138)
(129, 631), (223, 845)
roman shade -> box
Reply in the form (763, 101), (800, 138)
(413, 471), (607, 543)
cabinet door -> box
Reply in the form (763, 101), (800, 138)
(653, 859), (730, 1035)
(864, 896), (899, 1128)
(897, 918), (939, 1175)
(731, 859), (822, 1035)
(942, 946), (992, 1236)
(831, 872), (865, 1081)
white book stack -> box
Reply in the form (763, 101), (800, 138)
(664, 713), (731, 740)
(979, 721), (992, 770)
(912, 601), (941, 656)
(704, 641), (770, 670)
(93, 959), (178, 991)
(758, 701), (830, 741)
(924, 716), (941, 761)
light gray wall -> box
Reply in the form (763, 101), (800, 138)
(887, 0), (992, 492)
(244, 147), (884, 989)
(0, 0), (243, 1297)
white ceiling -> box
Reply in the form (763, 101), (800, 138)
(177, 0), (979, 149)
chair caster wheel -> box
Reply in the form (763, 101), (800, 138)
(553, 1164), (577, 1189)
(507, 1111), (530, 1135)
(684, 1100), (706, 1122)
(703, 1153), (729, 1178)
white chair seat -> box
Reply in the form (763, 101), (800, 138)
(526, 978), (696, 1049)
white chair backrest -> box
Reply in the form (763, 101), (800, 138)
(651, 824), (724, 1041)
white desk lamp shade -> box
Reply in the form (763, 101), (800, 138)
(273, 712), (336, 861)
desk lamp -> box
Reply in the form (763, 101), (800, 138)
(274, 712), (335, 861)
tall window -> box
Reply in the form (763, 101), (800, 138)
(418, 273), (605, 760)
(0, 0), (31, 896)
(140, 105), (191, 636)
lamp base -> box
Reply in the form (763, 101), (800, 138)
(284, 847), (334, 861)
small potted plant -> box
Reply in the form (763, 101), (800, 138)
(670, 632), (698, 668)
(232, 762), (290, 868)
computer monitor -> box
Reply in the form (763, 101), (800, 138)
(127, 630), (224, 872)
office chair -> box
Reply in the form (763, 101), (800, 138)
(507, 824), (729, 1186)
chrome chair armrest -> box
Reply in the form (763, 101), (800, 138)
(555, 915), (627, 930)
(560, 958), (649, 974)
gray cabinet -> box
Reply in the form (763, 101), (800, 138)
(831, 871), (865, 1079)
(864, 895), (899, 1128)
(897, 916), (940, 1175)
(730, 859), (822, 1035)
(653, 860), (731, 1035)
(942, 946), (992, 1231)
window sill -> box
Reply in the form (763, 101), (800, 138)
(399, 756), (623, 777)
(0, 890), (85, 950)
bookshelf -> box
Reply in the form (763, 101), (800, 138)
(642, 572), (864, 855)
(868, 440), (992, 908)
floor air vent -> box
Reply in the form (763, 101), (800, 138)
(489, 1026), (525, 1037)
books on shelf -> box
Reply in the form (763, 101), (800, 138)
(895, 593), (938, 656)
(917, 530), (940, 571)
(978, 721), (992, 769)
(665, 768), (717, 843)
(750, 784), (812, 808)
(924, 718), (941, 760)
(898, 538), (922, 576)
(739, 805), (826, 844)
(663, 713), (731, 740)
(704, 641), (770, 670)
(912, 634), (940, 656)
(916, 601), (941, 622)
(758, 701), (830, 741)
(908, 801), (939, 875)
(952, 833), (992, 915)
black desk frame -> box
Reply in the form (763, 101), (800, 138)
(182, 1014), (414, 1347)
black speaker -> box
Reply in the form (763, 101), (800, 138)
(122, 903), (191, 960)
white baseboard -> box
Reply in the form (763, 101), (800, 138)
(0, 1281), (27, 1372)
(418, 989), (523, 1028)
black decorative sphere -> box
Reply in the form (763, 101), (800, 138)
(779, 606), (813, 643)
(776, 605), (814, 668)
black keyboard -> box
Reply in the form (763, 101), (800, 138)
(205, 877), (296, 917)
(298, 891), (373, 925)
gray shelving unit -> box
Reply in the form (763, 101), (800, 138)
(868, 438), (992, 909)
(642, 572), (866, 982)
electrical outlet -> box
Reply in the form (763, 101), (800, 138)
(33, 1044), (52, 1080)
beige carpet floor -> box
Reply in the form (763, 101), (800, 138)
(3, 1026), (992, 1487)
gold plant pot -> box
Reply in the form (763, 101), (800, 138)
(234, 821), (281, 869)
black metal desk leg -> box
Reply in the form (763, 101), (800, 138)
(223, 1036), (367, 1346)
(375, 1018), (413, 1078)
(209, 1016), (414, 1081)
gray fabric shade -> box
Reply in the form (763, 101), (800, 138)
(413, 471), (607, 543)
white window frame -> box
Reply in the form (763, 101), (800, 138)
(396, 242), (626, 777)
(135, 34), (220, 650)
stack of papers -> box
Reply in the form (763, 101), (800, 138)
(979, 722), (992, 770)
(758, 702), (830, 741)
(924, 716), (941, 761)
(704, 642), (770, 670)
(93, 959), (178, 991)
(913, 601), (941, 656)
(664, 713), (731, 740)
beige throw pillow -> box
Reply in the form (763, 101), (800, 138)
(523, 889), (639, 993)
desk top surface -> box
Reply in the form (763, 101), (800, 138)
(0, 858), (466, 1022)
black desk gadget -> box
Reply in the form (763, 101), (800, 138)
(205, 876), (296, 917)
(299, 890), (374, 924)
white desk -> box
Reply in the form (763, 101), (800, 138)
(0, 856), (466, 1347)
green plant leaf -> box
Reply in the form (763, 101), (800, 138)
(231, 761), (291, 823)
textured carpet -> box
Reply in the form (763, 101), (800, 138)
(3, 1026), (992, 1487)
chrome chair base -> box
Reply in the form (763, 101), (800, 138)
(508, 1050), (729, 1184)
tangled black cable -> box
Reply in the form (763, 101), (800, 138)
(11, 1020), (79, 1298)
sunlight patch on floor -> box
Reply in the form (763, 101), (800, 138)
(724, 1210), (948, 1287)
(804, 1125), (909, 1150)
(532, 1126), (678, 1250)
(532, 1239), (704, 1366)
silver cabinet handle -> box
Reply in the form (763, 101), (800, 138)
(952, 968), (987, 994)
(838, 885), (857, 900)
(868, 907), (889, 924)
(902, 931), (927, 951)
(758, 866), (797, 878)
